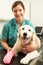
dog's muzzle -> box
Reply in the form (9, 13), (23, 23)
(23, 33), (27, 38)
(23, 32), (30, 39)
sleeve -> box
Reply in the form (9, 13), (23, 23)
(2, 25), (9, 40)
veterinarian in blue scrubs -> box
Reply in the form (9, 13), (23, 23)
(1, 1), (38, 53)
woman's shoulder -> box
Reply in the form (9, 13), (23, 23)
(24, 19), (33, 24)
(3, 18), (15, 27)
(24, 19), (35, 30)
(24, 19), (31, 23)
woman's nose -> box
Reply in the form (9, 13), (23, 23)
(16, 11), (20, 14)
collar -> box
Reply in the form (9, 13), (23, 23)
(12, 18), (25, 26)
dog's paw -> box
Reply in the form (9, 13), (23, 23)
(20, 57), (29, 64)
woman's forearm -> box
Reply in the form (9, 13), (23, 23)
(2, 41), (10, 51)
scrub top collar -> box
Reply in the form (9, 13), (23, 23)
(12, 18), (25, 26)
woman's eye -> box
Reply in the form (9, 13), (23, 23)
(19, 9), (22, 11)
(14, 10), (17, 12)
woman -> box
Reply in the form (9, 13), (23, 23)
(2, 1), (40, 64)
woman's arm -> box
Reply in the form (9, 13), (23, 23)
(2, 39), (12, 52)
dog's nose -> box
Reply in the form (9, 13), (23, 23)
(23, 33), (27, 37)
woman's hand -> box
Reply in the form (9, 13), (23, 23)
(7, 47), (12, 53)
(21, 43), (36, 53)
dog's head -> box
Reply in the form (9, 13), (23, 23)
(18, 25), (35, 45)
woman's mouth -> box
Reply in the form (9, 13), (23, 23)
(16, 15), (21, 18)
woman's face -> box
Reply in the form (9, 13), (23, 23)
(12, 4), (25, 22)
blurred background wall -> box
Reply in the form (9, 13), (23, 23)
(0, 0), (29, 35)
(0, 0), (43, 35)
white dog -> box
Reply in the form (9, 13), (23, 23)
(12, 25), (40, 64)
(3, 25), (41, 64)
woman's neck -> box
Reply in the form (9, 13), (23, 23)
(16, 19), (23, 25)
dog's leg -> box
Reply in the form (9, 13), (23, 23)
(3, 38), (21, 64)
(3, 49), (15, 64)
(20, 50), (40, 64)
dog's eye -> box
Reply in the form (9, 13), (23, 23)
(22, 28), (24, 30)
(28, 29), (31, 31)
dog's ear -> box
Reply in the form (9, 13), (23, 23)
(31, 32), (35, 41)
(17, 29), (19, 38)
(32, 32), (35, 36)
(17, 29), (20, 38)
(18, 32), (19, 37)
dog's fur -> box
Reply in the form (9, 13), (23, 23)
(12, 25), (41, 64)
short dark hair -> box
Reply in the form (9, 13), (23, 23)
(12, 1), (25, 11)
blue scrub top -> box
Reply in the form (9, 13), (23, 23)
(2, 18), (35, 47)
